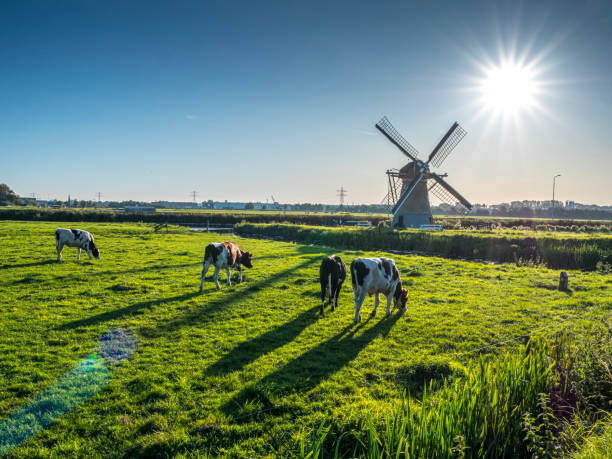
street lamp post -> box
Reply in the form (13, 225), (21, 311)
(552, 174), (561, 219)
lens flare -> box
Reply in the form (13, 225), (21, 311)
(0, 329), (135, 455)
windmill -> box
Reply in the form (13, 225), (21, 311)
(375, 116), (472, 228)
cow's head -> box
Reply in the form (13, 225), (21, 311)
(394, 282), (408, 309)
(240, 251), (253, 268)
(89, 240), (101, 259)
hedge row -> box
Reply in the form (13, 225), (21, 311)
(0, 208), (389, 226)
(234, 223), (612, 270)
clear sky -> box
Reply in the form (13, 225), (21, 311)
(1, 0), (611, 205)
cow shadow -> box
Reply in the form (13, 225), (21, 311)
(149, 257), (320, 337)
(57, 257), (319, 334)
(203, 306), (320, 377)
(0, 260), (55, 270)
(5, 262), (203, 286)
(221, 311), (402, 420)
(56, 292), (201, 330)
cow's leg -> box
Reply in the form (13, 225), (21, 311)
(320, 277), (327, 315)
(329, 283), (337, 312)
(213, 266), (221, 290)
(226, 267), (231, 286)
(237, 264), (243, 283)
(57, 242), (63, 261)
(85, 245), (92, 259)
(354, 292), (366, 324)
(371, 293), (380, 317)
(333, 280), (344, 311)
(199, 259), (211, 292)
(77, 247), (81, 260)
(385, 293), (394, 317)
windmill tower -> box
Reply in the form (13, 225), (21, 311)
(376, 116), (472, 228)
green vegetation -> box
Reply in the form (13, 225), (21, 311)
(0, 184), (20, 206)
(3, 208), (611, 233)
(0, 221), (610, 457)
(0, 207), (389, 227)
(235, 222), (612, 270)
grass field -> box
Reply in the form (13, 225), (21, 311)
(0, 221), (611, 457)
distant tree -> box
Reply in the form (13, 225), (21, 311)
(244, 202), (255, 210)
(80, 200), (87, 208)
(0, 184), (19, 205)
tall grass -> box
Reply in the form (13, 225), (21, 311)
(235, 223), (612, 270)
(299, 335), (570, 458)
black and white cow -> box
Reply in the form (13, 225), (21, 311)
(350, 257), (408, 323)
(319, 255), (346, 315)
(55, 228), (100, 261)
(199, 241), (253, 291)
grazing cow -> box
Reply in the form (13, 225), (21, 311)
(55, 228), (100, 261)
(199, 242), (253, 291)
(350, 257), (408, 324)
(319, 255), (347, 315)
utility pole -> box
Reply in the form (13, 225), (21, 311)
(552, 174), (561, 219)
(189, 191), (199, 203)
(337, 186), (347, 208)
(96, 192), (103, 207)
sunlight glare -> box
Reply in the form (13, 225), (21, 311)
(480, 62), (537, 115)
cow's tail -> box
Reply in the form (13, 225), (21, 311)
(350, 260), (357, 286)
(55, 229), (60, 248)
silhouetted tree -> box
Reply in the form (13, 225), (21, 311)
(0, 184), (19, 205)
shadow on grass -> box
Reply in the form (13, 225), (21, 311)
(204, 306), (320, 377)
(222, 311), (402, 420)
(56, 292), (201, 330)
(0, 260), (55, 270)
(148, 256), (321, 337)
(58, 256), (320, 333)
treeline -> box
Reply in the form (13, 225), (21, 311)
(1, 207), (610, 233)
(0, 207), (389, 226)
(434, 205), (612, 220)
(234, 223), (612, 270)
(435, 216), (612, 232)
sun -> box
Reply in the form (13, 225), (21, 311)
(480, 61), (537, 115)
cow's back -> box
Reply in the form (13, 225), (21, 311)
(204, 242), (226, 266)
(351, 257), (397, 293)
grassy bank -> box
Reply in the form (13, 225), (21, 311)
(235, 223), (612, 270)
(301, 322), (612, 458)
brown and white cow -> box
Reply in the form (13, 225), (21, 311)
(350, 257), (407, 323)
(199, 242), (253, 291)
(55, 228), (100, 261)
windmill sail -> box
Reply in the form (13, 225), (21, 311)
(429, 172), (472, 212)
(427, 122), (467, 168)
(375, 117), (421, 162)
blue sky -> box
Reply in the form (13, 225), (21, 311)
(1, 0), (611, 205)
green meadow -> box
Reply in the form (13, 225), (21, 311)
(0, 221), (610, 457)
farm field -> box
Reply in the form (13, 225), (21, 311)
(0, 221), (611, 457)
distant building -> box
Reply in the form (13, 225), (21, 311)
(19, 196), (37, 206)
